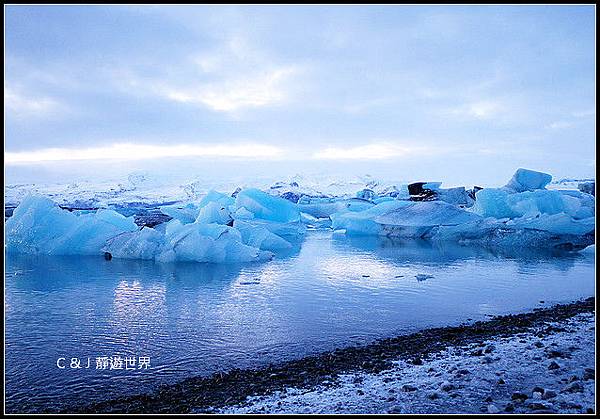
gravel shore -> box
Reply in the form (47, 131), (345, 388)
(220, 311), (595, 414)
(71, 297), (595, 414)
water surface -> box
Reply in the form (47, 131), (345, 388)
(4, 231), (595, 412)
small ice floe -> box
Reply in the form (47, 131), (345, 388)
(415, 274), (434, 281)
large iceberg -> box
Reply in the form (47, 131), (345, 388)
(5, 195), (138, 255)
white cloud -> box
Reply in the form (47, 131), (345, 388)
(572, 108), (595, 118)
(447, 100), (505, 120)
(5, 86), (64, 118)
(5, 142), (284, 164)
(312, 142), (432, 160)
(547, 121), (573, 130)
(163, 66), (298, 112)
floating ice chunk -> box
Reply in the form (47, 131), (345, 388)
(331, 200), (413, 236)
(107, 220), (273, 263)
(196, 201), (232, 225)
(471, 188), (516, 218)
(233, 220), (292, 251)
(355, 188), (376, 201)
(104, 227), (166, 260)
(160, 203), (199, 224)
(198, 190), (235, 210)
(300, 212), (332, 229)
(437, 187), (470, 206)
(235, 188), (301, 223)
(507, 213), (595, 236)
(298, 197), (374, 219)
(376, 201), (482, 238)
(472, 188), (593, 220)
(6, 195), (137, 255)
(504, 168), (552, 192)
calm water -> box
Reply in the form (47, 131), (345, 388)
(4, 231), (595, 412)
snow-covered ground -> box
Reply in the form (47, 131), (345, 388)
(218, 313), (596, 414)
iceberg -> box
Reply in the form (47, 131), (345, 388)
(104, 220), (273, 263)
(504, 168), (552, 193)
(235, 188), (300, 223)
(233, 220), (293, 251)
(5, 195), (138, 255)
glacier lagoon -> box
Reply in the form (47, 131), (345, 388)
(4, 168), (596, 412)
(4, 231), (595, 412)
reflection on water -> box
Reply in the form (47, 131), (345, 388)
(4, 231), (595, 412)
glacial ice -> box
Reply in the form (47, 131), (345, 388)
(5, 168), (595, 260)
(504, 168), (552, 192)
(329, 168), (594, 249)
(235, 188), (300, 223)
(5, 195), (138, 255)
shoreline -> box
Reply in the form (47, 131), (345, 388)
(65, 297), (595, 414)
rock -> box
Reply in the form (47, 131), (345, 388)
(440, 381), (456, 392)
(497, 378), (506, 385)
(546, 349), (568, 359)
(388, 405), (402, 414)
(583, 368), (594, 380)
(456, 369), (470, 376)
(562, 382), (584, 393)
(411, 358), (423, 365)
(542, 390), (557, 400)
(356, 389), (364, 396)
(534, 341), (544, 348)
(487, 404), (500, 414)
(427, 391), (440, 400)
(532, 386), (545, 395)
(470, 349), (484, 357)
(511, 392), (529, 402)
(527, 402), (552, 410)
(484, 345), (495, 353)
(485, 396), (493, 402)
(532, 392), (543, 400)
(504, 403), (515, 412)
(548, 361), (560, 370)
(482, 355), (494, 364)
(568, 375), (580, 383)
(586, 408), (595, 414)
(401, 384), (417, 392)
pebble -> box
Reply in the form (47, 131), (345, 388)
(440, 382), (456, 392)
(511, 392), (529, 402)
(532, 386), (545, 394)
(561, 382), (583, 393)
(487, 404), (500, 414)
(388, 406), (402, 414)
(426, 391), (440, 400)
(548, 361), (560, 370)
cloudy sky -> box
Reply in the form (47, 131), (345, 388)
(4, 5), (596, 185)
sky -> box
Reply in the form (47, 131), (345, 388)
(4, 5), (596, 187)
